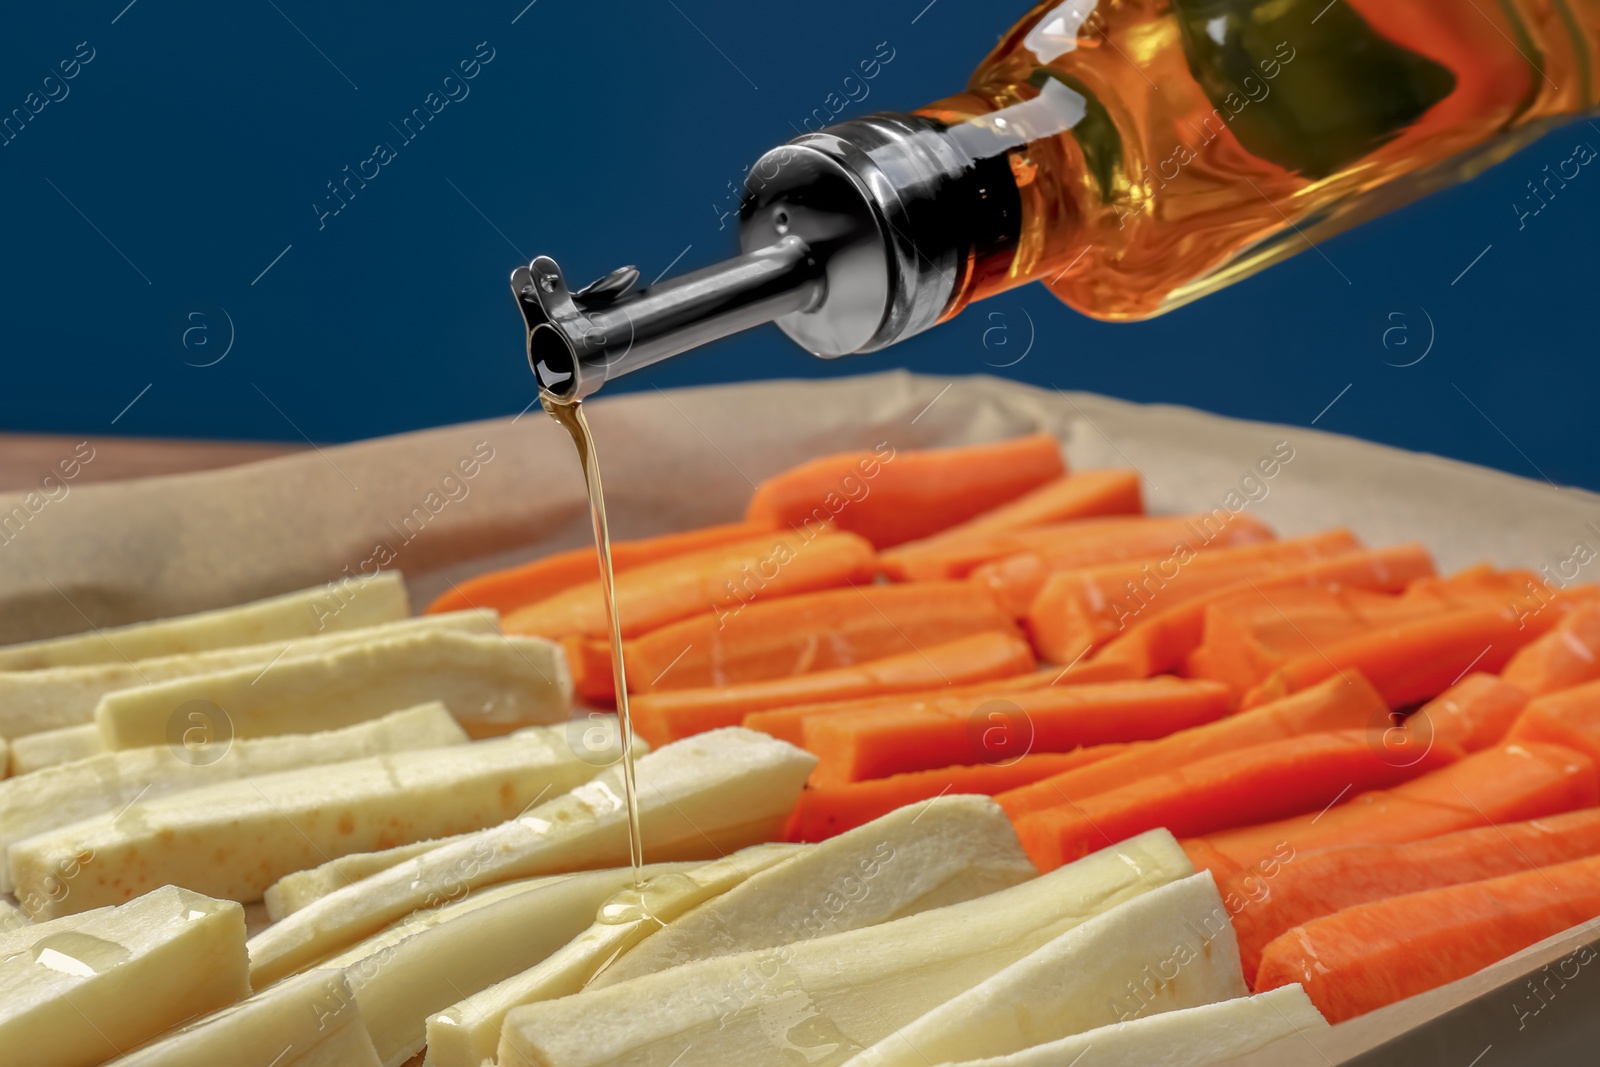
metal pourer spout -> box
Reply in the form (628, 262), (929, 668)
(514, 111), (1025, 400)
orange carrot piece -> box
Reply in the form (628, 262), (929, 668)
(996, 672), (1389, 819)
(970, 513), (1278, 616)
(1188, 742), (1600, 879)
(1411, 672), (1529, 752)
(1239, 598), (1572, 710)
(1502, 600), (1600, 695)
(1228, 807), (1600, 982)
(1256, 853), (1600, 1022)
(424, 521), (775, 615)
(1506, 678), (1600, 766)
(502, 530), (874, 640)
(899, 469), (1144, 543)
(1013, 729), (1460, 871)
(743, 670), (1097, 746)
(561, 635), (618, 706)
(1079, 544), (1438, 682)
(883, 512), (1273, 585)
(630, 631), (1036, 747)
(1024, 529), (1365, 665)
(784, 748), (1126, 843)
(803, 677), (1231, 787)
(623, 581), (1017, 692)
(744, 434), (1065, 549)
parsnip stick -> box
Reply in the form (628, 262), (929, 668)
(266, 832), (477, 921)
(8, 724), (101, 774)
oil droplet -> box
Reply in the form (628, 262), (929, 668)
(31, 932), (131, 977)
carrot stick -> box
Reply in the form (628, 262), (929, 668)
(897, 469), (1143, 543)
(1187, 742), (1600, 880)
(883, 511), (1273, 584)
(630, 631), (1036, 746)
(971, 514), (1278, 614)
(1238, 598), (1572, 710)
(996, 672), (1389, 819)
(1228, 807), (1600, 982)
(1502, 600), (1600, 695)
(1506, 678), (1600, 767)
(1411, 672), (1529, 752)
(561, 635), (618, 706)
(424, 521), (775, 615)
(623, 582), (1017, 692)
(803, 676), (1231, 787)
(1023, 530), (1365, 665)
(742, 670), (1101, 746)
(784, 748), (1127, 843)
(502, 530), (874, 640)
(1079, 544), (1437, 681)
(1255, 853), (1600, 1022)
(1013, 729), (1460, 871)
(744, 434), (1065, 549)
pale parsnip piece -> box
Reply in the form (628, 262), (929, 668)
(8, 724), (101, 774)
(249, 728), (817, 988)
(0, 896), (25, 936)
(0, 885), (249, 1067)
(340, 864), (709, 1067)
(0, 572), (408, 670)
(591, 794), (1037, 989)
(96, 630), (570, 746)
(498, 830), (1193, 1067)
(844, 872), (1249, 1067)
(0, 609), (496, 738)
(266, 832), (477, 921)
(0, 703), (467, 893)
(936, 984), (1328, 1067)
(103, 969), (377, 1067)
(425, 845), (804, 1067)
(11, 724), (600, 919)
(283, 1019), (384, 1067)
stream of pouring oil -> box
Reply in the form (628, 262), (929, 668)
(542, 394), (646, 890)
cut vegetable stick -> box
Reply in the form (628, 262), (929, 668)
(10, 725), (604, 919)
(1502, 601), (1600, 695)
(969, 513), (1277, 614)
(843, 872), (1248, 1067)
(786, 749), (1125, 842)
(1014, 729), (1460, 871)
(96, 629), (570, 747)
(0, 572), (408, 671)
(105, 968), (378, 1067)
(1412, 672), (1529, 752)
(504, 530), (876, 640)
(1256, 852), (1600, 1022)
(0, 609), (497, 739)
(624, 581), (1018, 692)
(0, 885), (249, 1067)
(1228, 807), (1600, 982)
(997, 672), (1390, 820)
(247, 728), (816, 987)
(265, 832), (477, 921)
(283, 1021), (383, 1067)
(496, 830), (1193, 1067)
(8, 724), (102, 775)
(745, 434), (1066, 549)
(424, 846), (802, 1067)
(1189, 742), (1600, 879)
(425, 521), (776, 616)
(1239, 599), (1570, 709)
(804, 676), (1231, 787)
(0, 703), (469, 894)
(935, 984), (1327, 1067)
(1082, 544), (1437, 680)
(888, 510), (1266, 586)
(743, 670), (1074, 746)
(894, 469), (1145, 545)
(632, 631), (1037, 746)
(1506, 678), (1600, 766)
(0, 897), (26, 936)
(1025, 530), (1365, 665)
(594, 795), (1038, 990)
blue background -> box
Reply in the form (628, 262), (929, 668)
(1, 0), (1596, 488)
